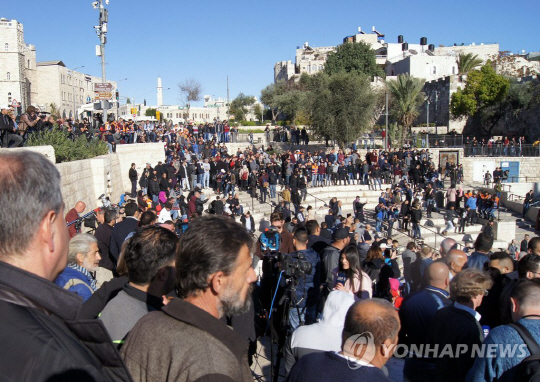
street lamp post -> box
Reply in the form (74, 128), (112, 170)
(385, 91), (389, 150)
(71, 66), (85, 120)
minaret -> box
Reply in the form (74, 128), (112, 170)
(157, 77), (163, 107)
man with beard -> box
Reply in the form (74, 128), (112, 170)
(121, 215), (256, 381)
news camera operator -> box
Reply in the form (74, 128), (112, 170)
(288, 228), (320, 330)
(17, 105), (39, 137)
(254, 212), (295, 313)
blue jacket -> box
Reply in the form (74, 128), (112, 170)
(466, 196), (478, 210)
(467, 318), (540, 382)
(399, 286), (451, 349)
(467, 251), (490, 271)
(54, 267), (94, 302)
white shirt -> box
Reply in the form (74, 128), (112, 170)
(158, 208), (172, 223)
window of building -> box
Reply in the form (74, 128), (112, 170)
(452, 66), (456, 75)
(4, 43), (8, 52)
(27, 59), (30, 68)
(6, 72), (10, 80)
(68, 76), (71, 86)
(62, 92), (65, 101)
(432, 66), (437, 75)
(319, 65), (323, 70)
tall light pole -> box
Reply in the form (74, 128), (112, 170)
(93, 0), (109, 122)
(71, 65), (85, 120)
(385, 91), (389, 150)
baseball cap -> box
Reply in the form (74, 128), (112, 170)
(335, 228), (350, 240)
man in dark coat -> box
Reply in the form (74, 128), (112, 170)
(129, 163), (138, 197)
(110, 202), (139, 267)
(0, 150), (131, 381)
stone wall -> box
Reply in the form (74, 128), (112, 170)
(461, 156), (540, 184)
(4, 143), (166, 213)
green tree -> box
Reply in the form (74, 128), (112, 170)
(126, 98), (131, 104)
(229, 93), (255, 121)
(450, 63), (510, 135)
(261, 82), (284, 122)
(303, 72), (376, 148)
(457, 53), (483, 75)
(48, 103), (61, 120)
(324, 41), (384, 79)
(386, 74), (426, 144)
(145, 108), (157, 117)
(253, 104), (263, 121)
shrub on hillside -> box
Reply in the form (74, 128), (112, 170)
(26, 128), (108, 163)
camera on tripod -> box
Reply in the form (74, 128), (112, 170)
(278, 253), (312, 279)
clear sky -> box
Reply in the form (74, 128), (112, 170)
(4, 0), (539, 106)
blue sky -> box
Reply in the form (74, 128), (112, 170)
(4, 0), (539, 106)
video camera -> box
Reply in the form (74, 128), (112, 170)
(260, 226), (280, 252)
(278, 252), (312, 279)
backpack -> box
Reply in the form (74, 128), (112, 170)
(509, 322), (540, 382)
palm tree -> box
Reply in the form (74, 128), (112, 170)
(457, 53), (483, 75)
(386, 74), (425, 145)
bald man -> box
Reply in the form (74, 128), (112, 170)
(287, 299), (399, 382)
(399, 262), (452, 382)
(446, 249), (468, 280)
(65, 201), (86, 238)
(439, 237), (457, 258)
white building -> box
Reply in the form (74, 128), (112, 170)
(35, 61), (116, 119)
(386, 42), (500, 81)
(0, 18), (36, 111)
(0, 17), (117, 119)
(273, 42), (336, 83)
(116, 80), (263, 125)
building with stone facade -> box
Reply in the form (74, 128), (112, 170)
(35, 61), (116, 119)
(0, 17), (116, 119)
(0, 18), (36, 111)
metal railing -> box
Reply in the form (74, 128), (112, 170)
(305, 191), (329, 210)
(463, 144), (540, 157)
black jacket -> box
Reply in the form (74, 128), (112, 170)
(0, 260), (132, 381)
(426, 304), (483, 382)
(110, 217), (138, 262)
(94, 223), (114, 271)
(240, 214), (255, 232)
(128, 168), (137, 182)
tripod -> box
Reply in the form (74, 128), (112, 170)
(269, 275), (306, 382)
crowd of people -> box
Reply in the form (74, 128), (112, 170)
(5, 99), (540, 382)
(3, 138), (540, 382)
(465, 136), (528, 157)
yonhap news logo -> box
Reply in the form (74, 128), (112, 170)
(344, 332), (376, 369)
